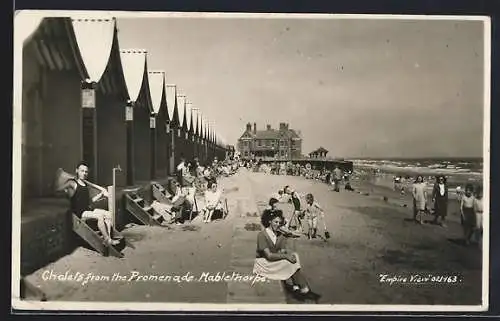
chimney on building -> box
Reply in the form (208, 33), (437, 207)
(253, 123), (257, 134)
(286, 123), (289, 130)
(267, 124), (272, 130)
(246, 123), (252, 132)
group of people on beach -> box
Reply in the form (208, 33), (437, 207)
(249, 162), (486, 303)
(150, 156), (239, 225)
(252, 183), (325, 302)
(410, 174), (483, 247)
(250, 160), (353, 190)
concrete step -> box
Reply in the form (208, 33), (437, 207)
(227, 195), (285, 304)
(227, 281), (285, 303)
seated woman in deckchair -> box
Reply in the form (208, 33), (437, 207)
(253, 208), (320, 301)
(203, 182), (225, 223)
(166, 179), (192, 225)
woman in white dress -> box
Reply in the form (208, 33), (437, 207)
(473, 185), (483, 247)
(412, 175), (428, 224)
(202, 182), (224, 223)
(253, 208), (320, 301)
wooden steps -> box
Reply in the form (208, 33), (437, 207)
(124, 192), (164, 226)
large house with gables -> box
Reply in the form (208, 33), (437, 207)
(237, 122), (302, 160)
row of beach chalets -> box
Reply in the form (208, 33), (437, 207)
(17, 16), (234, 278)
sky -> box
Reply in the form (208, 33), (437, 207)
(116, 15), (486, 158)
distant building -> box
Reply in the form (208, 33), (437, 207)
(309, 147), (329, 159)
(237, 122), (302, 159)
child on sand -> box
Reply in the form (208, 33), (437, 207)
(268, 197), (301, 238)
(304, 193), (325, 240)
(283, 186), (304, 233)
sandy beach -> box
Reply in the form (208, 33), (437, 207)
(248, 171), (482, 305)
(20, 167), (483, 307)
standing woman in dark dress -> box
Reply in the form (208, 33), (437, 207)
(432, 175), (449, 227)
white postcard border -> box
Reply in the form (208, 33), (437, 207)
(11, 10), (492, 313)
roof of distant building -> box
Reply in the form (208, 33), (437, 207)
(309, 147), (329, 155)
(239, 127), (301, 140)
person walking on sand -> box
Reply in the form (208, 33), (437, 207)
(473, 186), (484, 248)
(332, 166), (343, 192)
(412, 175), (428, 224)
(283, 186), (304, 233)
(460, 184), (477, 246)
(304, 193), (325, 240)
(432, 175), (449, 227)
(455, 185), (464, 215)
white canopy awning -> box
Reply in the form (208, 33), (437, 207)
(165, 84), (176, 121)
(202, 117), (208, 139)
(186, 101), (194, 131)
(120, 49), (147, 102)
(176, 95), (186, 127)
(191, 107), (199, 134)
(71, 18), (115, 83)
(195, 111), (202, 135)
(147, 71), (165, 114)
(206, 119), (211, 140)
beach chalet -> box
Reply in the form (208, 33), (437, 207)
(21, 17), (85, 275)
(173, 94), (187, 167)
(17, 14), (231, 278)
(198, 113), (206, 162)
(216, 133), (225, 160)
(165, 84), (177, 174)
(72, 18), (130, 187)
(148, 71), (168, 179)
(209, 123), (216, 162)
(185, 101), (196, 161)
(192, 107), (201, 161)
(207, 125), (213, 161)
(309, 147), (329, 159)
(119, 49), (153, 185)
(201, 118), (208, 162)
(216, 134), (225, 161)
(182, 100), (193, 161)
(203, 117), (210, 162)
(22, 17), (87, 200)
(19, 16), (131, 274)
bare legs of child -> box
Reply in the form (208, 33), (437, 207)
(307, 216), (318, 240)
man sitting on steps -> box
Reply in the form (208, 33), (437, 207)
(59, 161), (120, 246)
